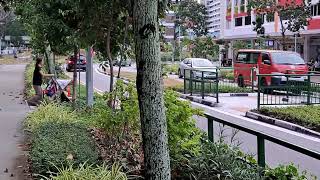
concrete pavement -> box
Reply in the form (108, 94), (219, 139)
(0, 65), (29, 180)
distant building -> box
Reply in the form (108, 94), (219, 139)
(221, 0), (320, 61)
(204, 0), (224, 38)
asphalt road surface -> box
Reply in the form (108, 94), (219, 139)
(73, 64), (320, 178)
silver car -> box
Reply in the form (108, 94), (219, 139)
(178, 58), (216, 79)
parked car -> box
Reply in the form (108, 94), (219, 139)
(234, 49), (308, 87)
(66, 54), (87, 72)
(178, 58), (216, 79)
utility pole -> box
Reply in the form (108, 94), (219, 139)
(86, 47), (93, 107)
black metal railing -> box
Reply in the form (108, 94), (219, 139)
(257, 74), (320, 109)
(206, 113), (320, 168)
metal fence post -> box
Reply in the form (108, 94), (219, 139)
(251, 68), (255, 92)
(201, 71), (204, 99)
(184, 69), (186, 94)
(286, 76), (289, 98)
(216, 68), (219, 103)
(190, 70), (193, 96)
(307, 75), (311, 105)
(257, 75), (261, 110)
(257, 136), (266, 168)
(208, 117), (214, 142)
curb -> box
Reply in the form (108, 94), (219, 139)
(96, 68), (130, 85)
(178, 93), (218, 107)
(246, 111), (320, 139)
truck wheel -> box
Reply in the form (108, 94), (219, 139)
(237, 76), (244, 87)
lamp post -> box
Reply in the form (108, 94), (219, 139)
(294, 33), (300, 53)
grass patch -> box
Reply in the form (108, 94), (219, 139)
(25, 102), (77, 132)
(31, 122), (99, 176)
(256, 106), (320, 132)
(0, 53), (31, 65)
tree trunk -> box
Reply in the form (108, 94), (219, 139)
(72, 47), (78, 109)
(133, 1), (171, 179)
(279, 15), (286, 50)
(106, 28), (114, 92)
(118, 15), (130, 78)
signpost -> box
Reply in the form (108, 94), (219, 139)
(86, 47), (94, 107)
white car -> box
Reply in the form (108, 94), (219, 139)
(178, 58), (216, 79)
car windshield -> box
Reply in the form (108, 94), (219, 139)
(192, 59), (214, 67)
(271, 52), (305, 65)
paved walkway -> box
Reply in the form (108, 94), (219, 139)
(0, 64), (29, 180)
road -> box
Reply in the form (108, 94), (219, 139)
(73, 64), (320, 178)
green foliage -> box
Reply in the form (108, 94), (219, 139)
(176, 0), (208, 37)
(164, 90), (203, 158)
(25, 62), (34, 99)
(83, 81), (140, 137)
(219, 69), (234, 81)
(258, 106), (320, 132)
(162, 64), (179, 76)
(173, 140), (262, 179)
(248, 0), (311, 43)
(44, 163), (127, 180)
(25, 102), (76, 132)
(218, 85), (252, 93)
(264, 164), (310, 180)
(31, 122), (99, 176)
(192, 37), (219, 59)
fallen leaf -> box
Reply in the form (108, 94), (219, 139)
(66, 154), (74, 160)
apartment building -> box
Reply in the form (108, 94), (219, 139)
(205, 0), (224, 38)
(222, 0), (320, 62)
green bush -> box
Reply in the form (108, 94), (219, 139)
(165, 90), (203, 159)
(25, 63), (34, 98)
(31, 122), (99, 176)
(264, 164), (312, 180)
(44, 163), (127, 180)
(173, 140), (262, 180)
(218, 85), (252, 93)
(25, 102), (76, 131)
(257, 106), (320, 132)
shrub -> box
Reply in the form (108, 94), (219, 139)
(31, 122), (99, 176)
(173, 140), (262, 180)
(264, 164), (311, 180)
(25, 63), (34, 98)
(257, 106), (320, 132)
(25, 102), (76, 131)
(44, 163), (128, 180)
(165, 90), (203, 159)
(218, 85), (252, 93)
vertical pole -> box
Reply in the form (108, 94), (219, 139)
(294, 34), (297, 53)
(208, 117), (214, 142)
(86, 47), (94, 107)
(190, 70), (193, 96)
(216, 68), (219, 103)
(307, 75), (311, 105)
(257, 75), (261, 110)
(251, 68), (254, 92)
(183, 69), (186, 94)
(78, 51), (81, 98)
(286, 76), (289, 99)
(201, 71), (204, 99)
(257, 136), (266, 168)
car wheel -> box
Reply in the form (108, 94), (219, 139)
(66, 68), (71, 72)
(178, 69), (183, 78)
(237, 76), (244, 87)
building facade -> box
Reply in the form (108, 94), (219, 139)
(221, 0), (320, 62)
(204, 0), (224, 38)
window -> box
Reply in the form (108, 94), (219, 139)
(249, 53), (259, 64)
(236, 52), (248, 63)
(245, 16), (251, 25)
(311, 3), (320, 16)
(235, 17), (243, 26)
(262, 53), (270, 62)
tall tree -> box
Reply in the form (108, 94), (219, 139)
(133, 0), (171, 179)
(176, 0), (208, 37)
(248, 0), (311, 49)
